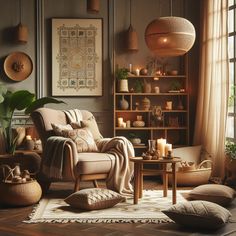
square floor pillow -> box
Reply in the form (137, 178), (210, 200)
(162, 200), (231, 230)
(188, 184), (236, 206)
(64, 188), (125, 210)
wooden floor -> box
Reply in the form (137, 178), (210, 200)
(0, 179), (233, 236)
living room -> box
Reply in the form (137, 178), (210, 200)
(0, 0), (235, 235)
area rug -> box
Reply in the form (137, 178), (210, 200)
(24, 190), (189, 224)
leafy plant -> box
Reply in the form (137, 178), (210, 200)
(128, 133), (140, 139)
(0, 85), (64, 154)
(170, 80), (182, 91)
(225, 141), (236, 161)
(134, 80), (143, 93)
(115, 68), (129, 80)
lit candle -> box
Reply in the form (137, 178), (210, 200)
(165, 143), (172, 156)
(157, 138), (166, 157)
(26, 135), (32, 140)
(135, 69), (140, 76)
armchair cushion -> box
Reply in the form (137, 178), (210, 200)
(61, 128), (98, 153)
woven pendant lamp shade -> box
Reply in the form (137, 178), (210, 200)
(127, 24), (138, 51)
(16, 23), (28, 43)
(145, 17), (195, 56)
(87, 0), (99, 13)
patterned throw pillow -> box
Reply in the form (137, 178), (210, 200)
(62, 128), (98, 152)
(64, 188), (125, 210)
(51, 123), (73, 136)
(71, 116), (103, 141)
(162, 200), (231, 229)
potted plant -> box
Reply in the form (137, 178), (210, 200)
(115, 68), (129, 92)
(0, 85), (64, 154)
(224, 141), (236, 185)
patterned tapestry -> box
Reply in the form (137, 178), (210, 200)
(52, 19), (102, 96)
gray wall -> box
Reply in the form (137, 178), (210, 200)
(0, 0), (200, 141)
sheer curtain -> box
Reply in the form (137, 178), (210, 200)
(193, 0), (229, 178)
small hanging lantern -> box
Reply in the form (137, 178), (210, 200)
(15, 0), (28, 43)
(126, 0), (138, 51)
(87, 0), (99, 14)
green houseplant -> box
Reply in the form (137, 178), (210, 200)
(225, 141), (236, 185)
(115, 68), (129, 92)
(0, 85), (64, 154)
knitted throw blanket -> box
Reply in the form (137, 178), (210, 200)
(41, 136), (76, 179)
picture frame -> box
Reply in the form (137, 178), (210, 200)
(52, 18), (103, 96)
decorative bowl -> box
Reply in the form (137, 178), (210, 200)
(133, 120), (145, 127)
(130, 138), (141, 145)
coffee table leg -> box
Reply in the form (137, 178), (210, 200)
(139, 163), (143, 198)
(134, 162), (140, 204)
(172, 162), (177, 204)
(163, 163), (168, 197)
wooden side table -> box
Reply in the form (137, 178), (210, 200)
(130, 157), (182, 205)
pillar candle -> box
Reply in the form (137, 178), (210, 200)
(135, 69), (140, 76)
(26, 135), (32, 140)
(165, 143), (172, 156)
(117, 117), (123, 127)
(157, 138), (166, 157)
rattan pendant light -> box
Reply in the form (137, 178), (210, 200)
(16, 0), (28, 43)
(87, 0), (99, 13)
(145, 0), (195, 56)
(126, 0), (138, 51)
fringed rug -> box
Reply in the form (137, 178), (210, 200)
(24, 190), (189, 224)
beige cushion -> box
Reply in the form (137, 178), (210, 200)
(189, 184), (236, 206)
(51, 123), (73, 136)
(162, 200), (231, 229)
(71, 116), (103, 141)
(64, 188), (125, 210)
(62, 128), (98, 152)
(75, 152), (115, 174)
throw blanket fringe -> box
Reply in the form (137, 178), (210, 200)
(97, 137), (135, 196)
(41, 136), (76, 179)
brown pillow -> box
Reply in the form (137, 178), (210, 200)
(64, 188), (125, 210)
(162, 200), (231, 229)
(72, 116), (103, 141)
(188, 184), (236, 206)
(51, 123), (73, 136)
(62, 128), (98, 152)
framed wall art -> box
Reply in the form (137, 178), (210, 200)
(52, 18), (103, 96)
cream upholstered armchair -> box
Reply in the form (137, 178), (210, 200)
(31, 107), (117, 193)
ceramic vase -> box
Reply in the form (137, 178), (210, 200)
(119, 96), (129, 110)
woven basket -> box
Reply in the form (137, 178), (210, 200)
(0, 180), (42, 206)
(168, 160), (212, 187)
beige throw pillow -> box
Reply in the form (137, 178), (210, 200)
(61, 128), (98, 152)
(162, 200), (231, 229)
(64, 188), (125, 210)
(51, 123), (73, 136)
(188, 184), (236, 206)
(71, 116), (103, 141)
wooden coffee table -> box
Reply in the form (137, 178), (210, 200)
(130, 157), (182, 204)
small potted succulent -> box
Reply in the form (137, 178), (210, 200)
(115, 68), (129, 92)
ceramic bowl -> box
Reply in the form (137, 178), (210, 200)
(133, 120), (145, 127)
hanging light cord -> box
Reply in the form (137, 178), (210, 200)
(19, 0), (22, 23)
(129, 0), (132, 25)
(170, 0), (173, 16)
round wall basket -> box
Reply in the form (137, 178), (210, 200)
(145, 16), (196, 57)
(4, 51), (33, 81)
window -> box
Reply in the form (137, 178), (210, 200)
(227, 0), (236, 142)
